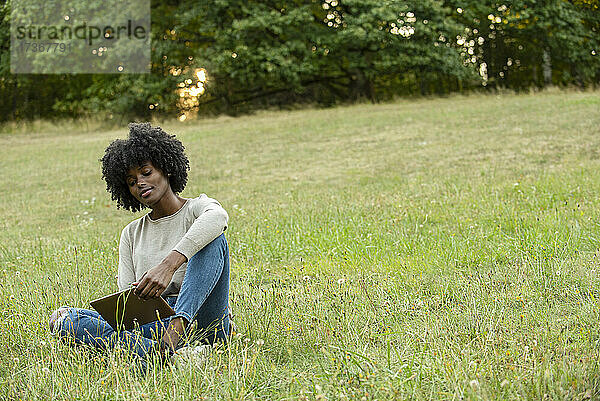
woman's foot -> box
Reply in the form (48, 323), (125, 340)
(48, 307), (70, 334)
(172, 344), (212, 368)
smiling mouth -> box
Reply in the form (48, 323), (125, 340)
(140, 188), (153, 198)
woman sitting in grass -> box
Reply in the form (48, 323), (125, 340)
(48, 122), (232, 364)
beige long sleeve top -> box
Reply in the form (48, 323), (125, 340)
(117, 194), (228, 296)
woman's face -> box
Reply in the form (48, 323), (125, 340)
(125, 161), (172, 209)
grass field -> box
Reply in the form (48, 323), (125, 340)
(1, 90), (600, 400)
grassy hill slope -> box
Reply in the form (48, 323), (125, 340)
(1, 90), (599, 400)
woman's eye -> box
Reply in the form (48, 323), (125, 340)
(142, 170), (151, 176)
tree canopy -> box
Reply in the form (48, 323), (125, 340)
(0, 0), (598, 121)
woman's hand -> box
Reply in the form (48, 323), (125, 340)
(134, 251), (187, 299)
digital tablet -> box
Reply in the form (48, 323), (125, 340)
(90, 288), (175, 331)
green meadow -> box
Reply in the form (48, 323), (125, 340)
(1, 90), (599, 400)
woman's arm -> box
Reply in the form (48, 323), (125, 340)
(117, 227), (136, 291)
(173, 196), (229, 261)
(133, 250), (187, 298)
(134, 195), (228, 299)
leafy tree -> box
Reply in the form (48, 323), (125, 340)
(168, 0), (476, 113)
(0, 0), (598, 121)
(448, 0), (600, 89)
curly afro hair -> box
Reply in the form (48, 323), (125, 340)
(101, 123), (190, 212)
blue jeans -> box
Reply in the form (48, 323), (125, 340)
(57, 234), (230, 360)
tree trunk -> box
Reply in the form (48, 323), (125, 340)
(542, 49), (552, 87)
(350, 69), (375, 102)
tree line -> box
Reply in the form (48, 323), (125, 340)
(0, 0), (598, 122)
